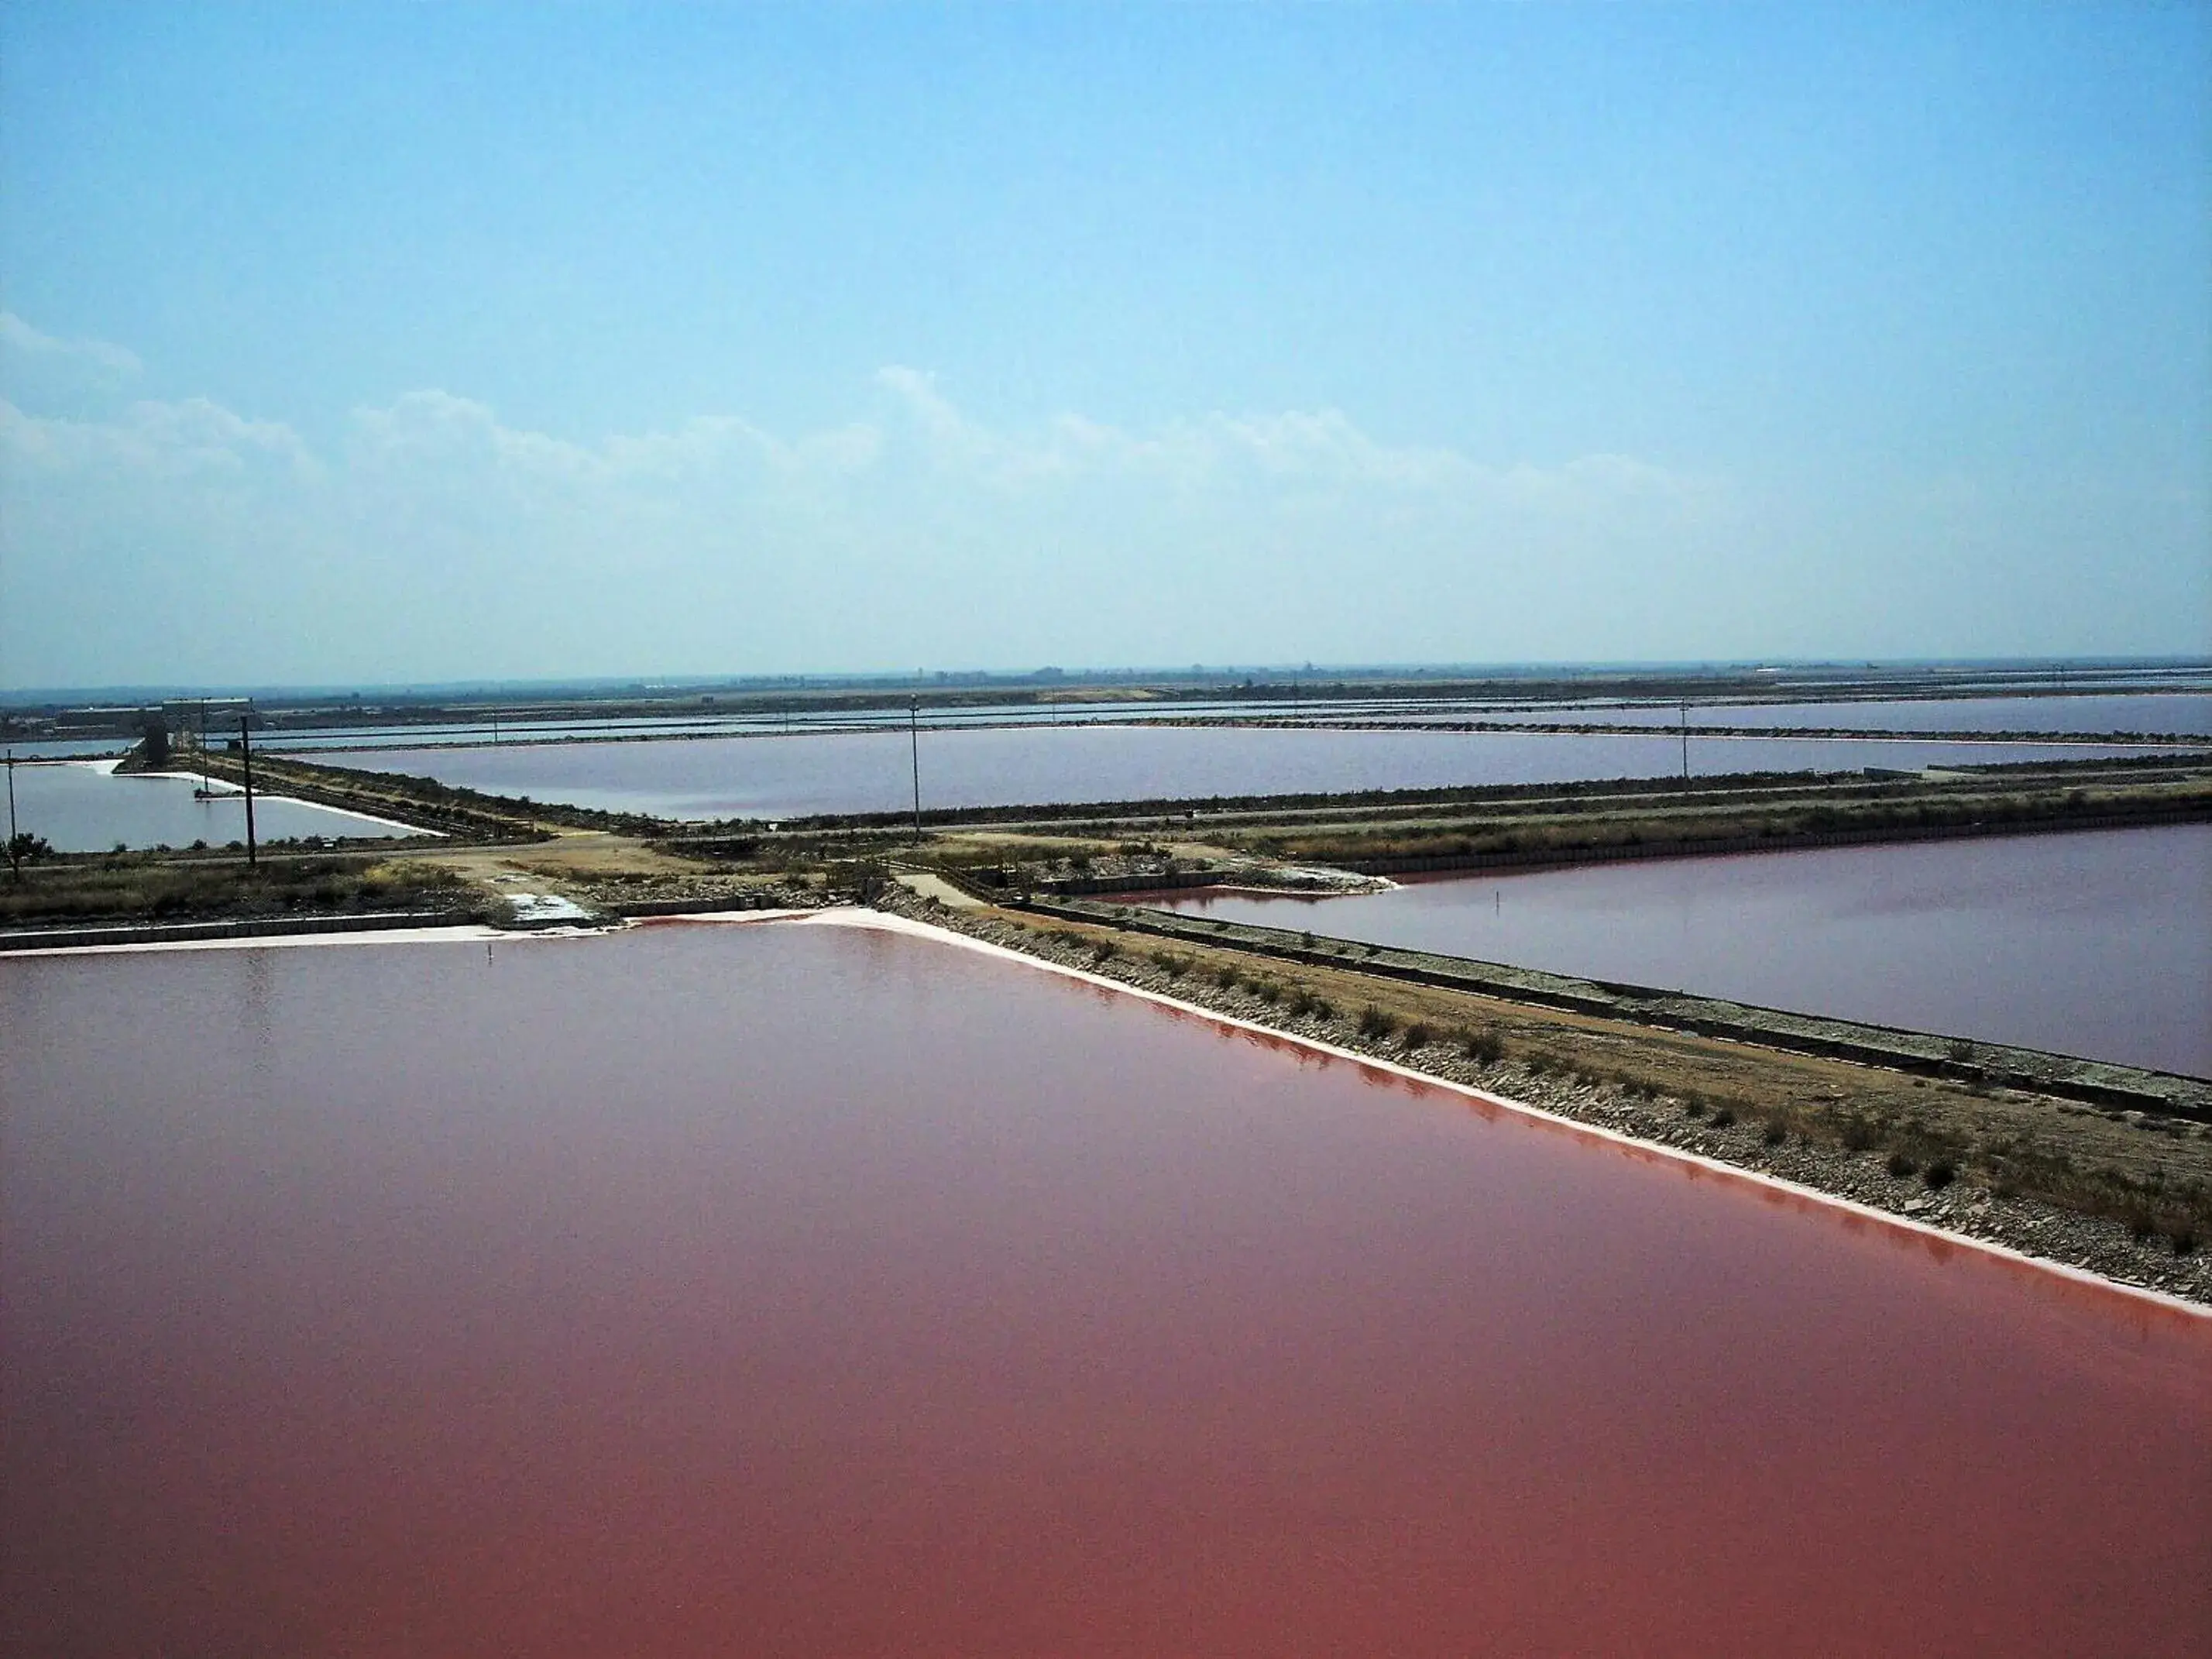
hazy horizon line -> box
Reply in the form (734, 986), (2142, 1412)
(7, 654), (2208, 709)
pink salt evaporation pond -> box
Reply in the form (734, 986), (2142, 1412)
(2, 921), (2206, 1655)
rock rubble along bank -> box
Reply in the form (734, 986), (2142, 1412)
(871, 889), (2212, 1307)
(1015, 895), (2210, 1121)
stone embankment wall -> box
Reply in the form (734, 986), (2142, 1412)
(0, 911), (469, 952)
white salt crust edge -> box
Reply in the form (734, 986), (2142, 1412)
(4, 902), (2203, 1321)
(0, 908), (816, 960)
(0, 923), (513, 957)
(802, 905), (2212, 1324)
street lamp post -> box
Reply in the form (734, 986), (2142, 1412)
(5, 748), (17, 877)
(908, 700), (923, 843)
(239, 717), (259, 867)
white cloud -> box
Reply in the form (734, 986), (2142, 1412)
(0, 311), (143, 380)
(1, 396), (314, 480)
(19, 358), (2196, 683)
(0, 373), (1757, 685)
(867, 368), (1719, 509)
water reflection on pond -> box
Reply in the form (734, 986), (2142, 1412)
(4, 922), (2205, 1654)
(1146, 824), (2212, 1076)
(319, 723), (2164, 819)
(5, 760), (425, 852)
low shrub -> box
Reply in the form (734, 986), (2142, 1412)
(1709, 1106), (1736, 1129)
(1887, 1150), (1918, 1180)
(1355, 1005), (1397, 1040)
(1922, 1160), (1956, 1190)
(1762, 1121), (1788, 1147)
(1462, 1029), (1505, 1064)
(1402, 1022), (1434, 1050)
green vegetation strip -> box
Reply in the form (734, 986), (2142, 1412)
(1, 854), (489, 930)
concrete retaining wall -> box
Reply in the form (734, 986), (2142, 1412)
(0, 910), (469, 953)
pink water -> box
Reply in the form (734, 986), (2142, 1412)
(1411, 692), (2212, 736)
(321, 723), (2161, 819)
(1150, 823), (2212, 1075)
(4, 923), (2207, 1654)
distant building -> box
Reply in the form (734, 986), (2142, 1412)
(163, 698), (252, 729)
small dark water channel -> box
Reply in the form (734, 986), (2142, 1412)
(3, 922), (2206, 1654)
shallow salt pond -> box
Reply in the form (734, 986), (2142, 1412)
(4, 759), (428, 852)
(313, 723), (2166, 819)
(1146, 823), (2212, 1077)
(4, 919), (2205, 1654)
(246, 688), (2212, 750)
(1403, 690), (2212, 736)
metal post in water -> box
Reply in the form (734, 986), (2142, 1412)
(239, 716), (259, 867)
(1679, 700), (1689, 786)
(5, 748), (17, 876)
(909, 699), (923, 843)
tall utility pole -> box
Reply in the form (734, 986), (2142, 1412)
(5, 748), (17, 876)
(908, 700), (923, 843)
(1679, 700), (1690, 787)
(239, 716), (259, 867)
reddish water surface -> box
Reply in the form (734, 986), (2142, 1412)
(1413, 691), (2212, 737)
(1150, 824), (2212, 1076)
(318, 724), (2163, 819)
(5, 923), (2207, 1655)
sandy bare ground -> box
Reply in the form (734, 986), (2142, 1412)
(891, 870), (986, 908)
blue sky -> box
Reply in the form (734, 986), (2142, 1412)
(2, 3), (2206, 690)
